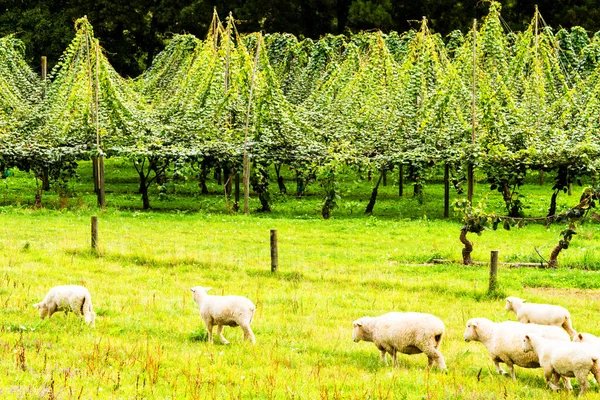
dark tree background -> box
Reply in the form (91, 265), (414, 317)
(1, 0), (599, 77)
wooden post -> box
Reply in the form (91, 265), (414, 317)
(489, 250), (499, 293)
(270, 229), (278, 273)
(444, 163), (450, 218)
(91, 216), (98, 250)
(41, 56), (47, 98)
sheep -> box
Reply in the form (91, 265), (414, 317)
(33, 285), (96, 327)
(505, 296), (576, 337)
(463, 318), (571, 383)
(190, 286), (256, 344)
(522, 333), (600, 395)
(352, 312), (446, 369)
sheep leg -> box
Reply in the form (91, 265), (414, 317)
(575, 371), (589, 396)
(391, 349), (398, 368)
(241, 324), (256, 344)
(562, 317), (577, 338)
(545, 369), (560, 392)
(494, 361), (509, 377)
(424, 348), (446, 369)
(216, 325), (229, 345)
(379, 349), (387, 364)
(561, 376), (573, 390)
(504, 361), (516, 381)
(205, 321), (214, 344)
(590, 360), (600, 386)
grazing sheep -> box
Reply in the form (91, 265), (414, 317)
(523, 333), (600, 395)
(352, 312), (446, 369)
(190, 286), (256, 344)
(505, 297), (577, 337)
(463, 318), (571, 382)
(33, 285), (96, 327)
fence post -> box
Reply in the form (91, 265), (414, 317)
(489, 250), (499, 293)
(270, 229), (278, 273)
(91, 216), (98, 250)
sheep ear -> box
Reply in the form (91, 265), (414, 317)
(353, 320), (363, 327)
(525, 335), (530, 340)
(190, 288), (195, 293)
(506, 298), (512, 304)
(578, 333), (584, 340)
(471, 322), (478, 328)
(33, 303), (40, 309)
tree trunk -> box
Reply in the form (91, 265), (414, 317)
(398, 164), (404, 197)
(215, 168), (222, 185)
(138, 172), (150, 210)
(199, 162), (209, 195)
(224, 164), (232, 197)
(413, 183), (422, 197)
(296, 171), (306, 198)
(547, 244), (562, 269)
(233, 171), (240, 211)
(42, 168), (50, 191)
(251, 167), (271, 212)
(274, 164), (287, 194)
(365, 172), (384, 214)
(460, 227), (474, 265)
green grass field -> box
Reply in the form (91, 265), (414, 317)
(1, 160), (600, 398)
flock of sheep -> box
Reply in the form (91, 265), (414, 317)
(33, 285), (600, 396)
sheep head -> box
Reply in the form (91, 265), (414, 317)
(352, 317), (372, 343)
(522, 335), (533, 353)
(463, 320), (479, 342)
(33, 303), (49, 319)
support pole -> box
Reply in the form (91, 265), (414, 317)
(468, 18), (477, 204)
(270, 229), (278, 273)
(489, 250), (499, 293)
(91, 216), (98, 250)
(243, 34), (261, 215)
(444, 163), (450, 218)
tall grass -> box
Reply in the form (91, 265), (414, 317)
(1, 209), (600, 398)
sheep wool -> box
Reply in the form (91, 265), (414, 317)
(505, 296), (576, 337)
(33, 285), (96, 327)
(352, 312), (446, 369)
(190, 286), (256, 344)
(463, 318), (571, 382)
(523, 333), (600, 395)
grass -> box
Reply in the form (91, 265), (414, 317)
(1, 159), (600, 398)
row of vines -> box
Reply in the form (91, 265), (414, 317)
(2, 3), (600, 265)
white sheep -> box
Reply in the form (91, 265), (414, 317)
(352, 312), (446, 369)
(33, 285), (96, 327)
(505, 296), (577, 337)
(523, 333), (600, 395)
(190, 286), (256, 344)
(463, 318), (571, 382)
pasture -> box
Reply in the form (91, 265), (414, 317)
(1, 160), (600, 399)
